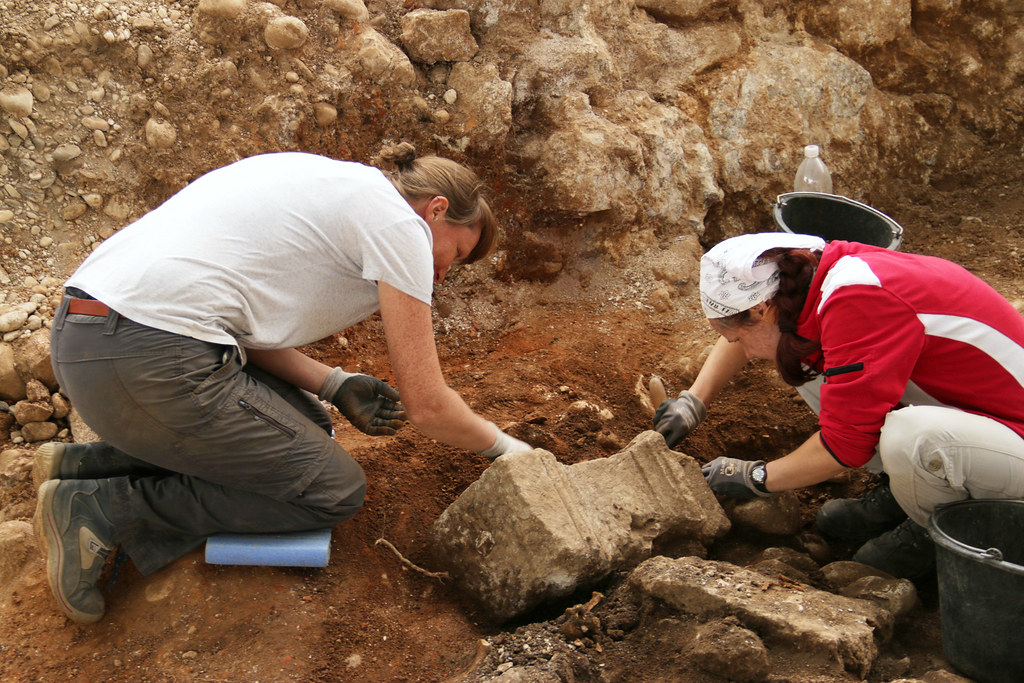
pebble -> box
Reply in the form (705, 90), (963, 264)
(0, 86), (33, 117)
(52, 143), (82, 161)
(265, 17), (309, 50)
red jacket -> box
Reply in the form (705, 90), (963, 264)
(796, 241), (1024, 467)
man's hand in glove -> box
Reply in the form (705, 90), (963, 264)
(318, 368), (406, 436)
(478, 422), (532, 461)
(654, 390), (707, 448)
(701, 457), (771, 499)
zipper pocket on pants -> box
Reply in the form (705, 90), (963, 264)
(237, 399), (297, 439)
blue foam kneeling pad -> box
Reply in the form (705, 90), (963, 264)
(204, 528), (332, 567)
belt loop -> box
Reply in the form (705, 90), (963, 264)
(55, 295), (71, 332)
(102, 309), (120, 335)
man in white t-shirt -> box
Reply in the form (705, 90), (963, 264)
(34, 149), (531, 623)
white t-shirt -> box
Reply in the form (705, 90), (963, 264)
(67, 152), (435, 350)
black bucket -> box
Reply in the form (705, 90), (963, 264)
(928, 499), (1024, 683)
(773, 192), (904, 250)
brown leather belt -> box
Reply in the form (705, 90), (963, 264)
(67, 297), (112, 317)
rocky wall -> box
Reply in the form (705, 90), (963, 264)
(1, 0), (1021, 289)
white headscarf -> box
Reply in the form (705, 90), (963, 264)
(700, 233), (826, 319)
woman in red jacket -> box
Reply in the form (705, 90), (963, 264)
(655, 232), (1024, 579)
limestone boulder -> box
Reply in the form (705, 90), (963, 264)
(400, 9), (478, 63)
(431, 430), (729, 621)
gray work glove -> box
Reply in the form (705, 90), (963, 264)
(653, 390), (707, 448)
(319, 368), (406, 436)
(478, 422), (532, 461)
(701, 457), (771, 499)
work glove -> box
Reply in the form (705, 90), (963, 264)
(701, 457), (771, 499)
(478, 422), (532, 461)
(653, 390), (707, 448)
(318, 368), (406, 436)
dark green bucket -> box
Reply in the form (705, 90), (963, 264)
(928, 499), (1024, 683)
(773, 192), (904, 250)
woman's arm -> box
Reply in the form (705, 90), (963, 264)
(688, 336), (749, 406)
(763, 431), (848, 492)
(378, 281), (499, 452)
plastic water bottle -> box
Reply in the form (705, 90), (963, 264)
(794, 144), (833, 193)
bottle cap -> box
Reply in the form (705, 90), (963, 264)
(804, 144), (820, 157)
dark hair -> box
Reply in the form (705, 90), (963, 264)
(377, 142), (496, 264)
(715, 247), (822, 386)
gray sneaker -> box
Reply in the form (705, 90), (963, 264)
(816, 479), (908, 542)
(35, 442), (76, 480)
(34, 479), (116, 623)
(853, 518), (936, 579)
(35, 442), (165, 481)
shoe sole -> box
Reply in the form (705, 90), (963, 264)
(34, 480), (104, 624)
(35, 442), (65, 481)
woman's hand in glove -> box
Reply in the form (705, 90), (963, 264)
(319, 368), (406, 436)
(478, 422), (532, 461)
(701, 457), (771, 499)
(653, 390), (707, 448)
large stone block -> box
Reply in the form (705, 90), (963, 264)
(431, 430), (729, 621)
(630, 555), (893, 677)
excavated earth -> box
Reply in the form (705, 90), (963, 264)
(2, 0), (1024, 681)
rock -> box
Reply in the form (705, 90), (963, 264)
(265, 16), (309, 50)
(0, 521), (35, 587)
(0, 344), (25, 401)
(0, 307), (29, 334)
(25, 379), (49, 403)
(323, 0), (368, 22)
(821, 560), (896, 589)
(532, 93), (644, 215)
(806, 0), (912, 53)
(14, 330), (57, 390)
(446, 62), (513, 150)
(431, 431), (730, 621)
(68, 407), (101, 444)
(752, 557), (813, 585)
(0, 86), (33, 117)
(757, 546), (820, 574)
(11, 401), (53, 425)
(350, 28), (416, 87)
(51, 393), (70, 420)
(21, 421), (58, 443)
(52, 143), (83, 161)
(729, 489), (803, 536)
(313, 102), (338, 127)
(198, 0), (247, 19)
(636, 0), (721, 23)
(691, 617), (771, 683)
(62, 202), (88, 220)
(0, 412), (13, 440)
(144, 118), (177, 149)
(839, 574), (918, 619)
(400, 9), (478, 64)
(630, 555), (893, 676)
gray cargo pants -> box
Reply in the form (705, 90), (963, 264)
(51, 294), (366, 575)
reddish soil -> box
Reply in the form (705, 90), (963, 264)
(1, 145), (1022, 681)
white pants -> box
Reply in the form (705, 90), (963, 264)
(798, 377), (1024, 525)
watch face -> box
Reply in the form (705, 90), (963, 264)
(752, 465), (766, 483)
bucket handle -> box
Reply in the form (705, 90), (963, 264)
(982, 547), (1004, 561)
(941, 533), (1006, 562)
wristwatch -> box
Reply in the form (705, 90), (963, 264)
(750, 462), (769, 494)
